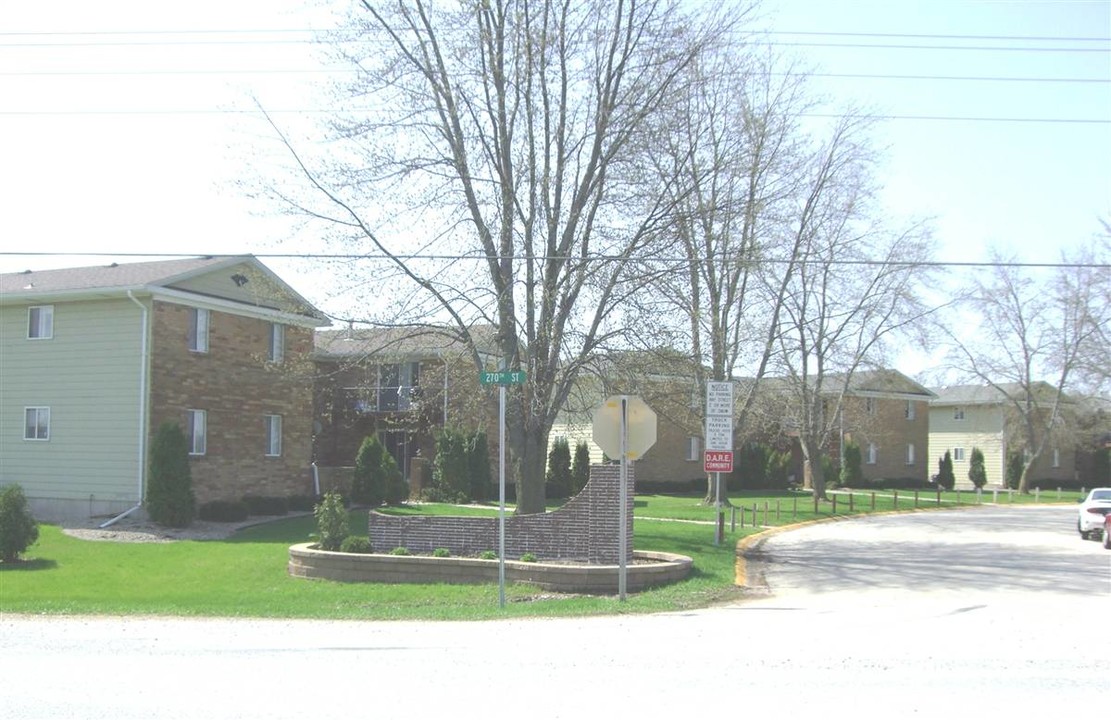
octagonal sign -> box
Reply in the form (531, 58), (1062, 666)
(592, 395), (657, 460)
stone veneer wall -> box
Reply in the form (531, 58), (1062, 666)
(148, 301), (316, 503)
(369, 464), (634, 563)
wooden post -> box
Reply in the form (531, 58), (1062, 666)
(893, 490), (899, 510)
(914, 490), (919, 508)
(871, 492), (876, 512)
(776, 500), (781, 521)
(763, 501), (768, 526)
(793, 495), (798, 519)
(849, 492), (854, 512)
(832, 494), (838, 514)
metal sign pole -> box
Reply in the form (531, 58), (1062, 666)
(498, 383), (506, 609)
(619, 396), (628, 601)
(714, 471), (723, 546)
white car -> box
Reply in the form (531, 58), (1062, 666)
(1077, 488), (1111, 540)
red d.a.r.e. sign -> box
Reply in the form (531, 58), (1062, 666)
(704, 450), (733, 473)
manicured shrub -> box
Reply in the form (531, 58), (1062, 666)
(242, 495), (289, 516)
(467, 431), (491, 502)
(431, 427), (471, 503)
(389, 546), (411, 556)
(432, 547), (451, 558)
(731, 443), (768, 491)
(519, 552), (538, 563)
(571, 441), (591, 496)
(339, 536), (373, 554)
(197, 500), (249, 522)
(546, 437), (572, 499)
(766, 450), (792, 490)
(1006, 451), (1024, 490)
(313, 491), (348, 551)
(0, 484), (40, 563)
(840, 441), (864, 488)
(936, 450), (956, 490)
(146, 422), (196, 528)
(477, 550), (497, 560)
(968, 447), (987, 489)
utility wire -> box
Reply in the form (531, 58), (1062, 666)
(1, 108), (1105, 123)
(2, 68), (1106, 84)
(1, 251), (1106, 271)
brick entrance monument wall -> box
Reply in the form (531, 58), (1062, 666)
(368, 464), (634, 563)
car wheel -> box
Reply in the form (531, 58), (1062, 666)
(1104, 529), (1111, 550)
(1078, 520), (1091, 540)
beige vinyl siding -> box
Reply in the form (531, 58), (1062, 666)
(928, 404), (1007, 487)
(0, 298), (145, 510)
(170, 262), (303, 312)
(548, 422), (606, 466)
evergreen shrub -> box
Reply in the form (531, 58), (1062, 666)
(0, 484), (39, 563)
(146, 422), (196, 528)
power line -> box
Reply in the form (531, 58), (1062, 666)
(2, 108), (1105, 124)
(3, 68), (1106, 84)
(1, 251), (1105, 271)
(2, 28), (1107, 42)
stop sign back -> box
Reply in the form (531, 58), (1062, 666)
(592, 395), (657, 460)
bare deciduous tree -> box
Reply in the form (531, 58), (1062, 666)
(273, 0), (738, 513)
(944, 250), (1106, 493)
(763, 115), (936, 500)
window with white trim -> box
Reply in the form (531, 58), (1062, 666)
(866, 442), (877, 465)
(905, 443), (916, 466)
(188, 308), (209, 353)
(905, 401), (915, 420)
(187, 409), (207, 455)
(953, 447), (966, 462)
(953, 407), (965, 421)
(264, 415), (282, 457)
(27, 305), (54, 339)
(268, 323), (284, 363)
(686, 436), (701, 462)
(24, 407), (50, 440)
(1052, 448), (1060, 468)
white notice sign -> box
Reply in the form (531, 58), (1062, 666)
(705, 415), (733, 451)
(706, 381), (734, 417)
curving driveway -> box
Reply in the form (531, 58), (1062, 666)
(745, 505), (1111, 601)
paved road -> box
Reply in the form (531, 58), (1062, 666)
(2, 506), (1107, 719)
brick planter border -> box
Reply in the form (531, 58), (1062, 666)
(288, 543), (692, 594)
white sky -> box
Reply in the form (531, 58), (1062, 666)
(1, 0), (1108, 374)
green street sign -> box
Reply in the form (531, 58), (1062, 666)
(480, 370), (527, 386)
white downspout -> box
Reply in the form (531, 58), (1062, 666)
(100, 291), (149, 528)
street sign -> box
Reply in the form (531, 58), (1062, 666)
(704, 450), (733, 473)
(592, 395), (657, 460)
(479, 370), (527, 385)
(704, 415), (733, 452)
(706, 381), (734, 417)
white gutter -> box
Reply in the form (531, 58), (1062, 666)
(100, 291), (149, 528)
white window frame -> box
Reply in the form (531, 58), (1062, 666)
(866, 442), (877, 465)
(264, 414), (282, 457)
(269, 323), (284, 363)
(188, 308), (209, 353)
(187, 409), (207, 455)
(24, 406), (50, 440)
(905, 401), (915, 420)
(686, 436), (701, 462)
(27, 305), (54, 340)
(953, 447), (966, 462)
(953, 407), (965, 421)
(1052, 448), (1060, 468)
(906, 443), (916, 466)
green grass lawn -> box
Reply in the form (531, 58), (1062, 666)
(0, 489), (1081, 621)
